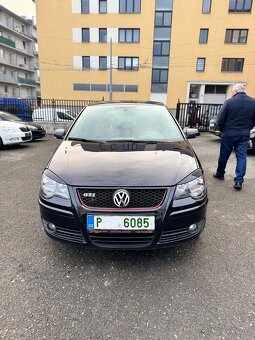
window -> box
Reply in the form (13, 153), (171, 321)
(221, 58), (244, 71)
(119, 29), (140, 42)
(199, 29), (209, 43)
(156, 0), (173, 10)
(4, 85), (8, 93)
(81, 0), (89, 13)
(99, 28), (107, 42)
(152, 69), (168, 83)
(24, 57), (27, 64)
(196, 58), (206, 71)
(154, 27), (171, 40)
(202, 0), (211, 13)
(82, 28), (90, 42)
(99, 0), (107, 13)
(205, 85), (227, 94)
(229, 0), (252, 12)
(225, 29), (248, 43)
(118, 57), (139, 70)
(155, 11), (172, 26)
(23, 41), (26, 49)
(153, 56), (169, 68)
(125, 85), (138, 92)
(119, 0), (141, 13)
(153, 41), (170, 55)
(99, 56), (107, 70)
(82, 56), (90, 69)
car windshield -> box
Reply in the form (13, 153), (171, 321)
(0, 111), (21, 121)
(67, 104), (184, 142)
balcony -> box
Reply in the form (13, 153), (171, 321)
(0, 74), (17, 84)
(0, 57), (35, 72)
(18, 76), (36, 86)
(0, 36), (16, 48)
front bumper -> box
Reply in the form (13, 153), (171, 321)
(39, 191), (208, 250)
(2, 131), (32, 145)
(32, 129), (46, 140)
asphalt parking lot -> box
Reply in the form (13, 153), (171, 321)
(1, 133), (255, 340)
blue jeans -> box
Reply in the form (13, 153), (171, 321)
(216, 136), (250, 183)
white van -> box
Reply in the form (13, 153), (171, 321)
(32, 108), (75, 122)
(0, 121), (32, 148)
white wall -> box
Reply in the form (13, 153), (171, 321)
(72, 0), (81, 13)
(72, 28), (82, 42)
(90, 28), (99, 42)
(90, 56), (99, 69)
(150, 93), (167, 105)
(107, 28), (118, 43)
(73, 56), (82, 70)
(107, 56), (118, 69)
(108, 0), (119, 13)
(89, 0), (99, 13)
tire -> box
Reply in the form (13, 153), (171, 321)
(0, 137), (3, 149)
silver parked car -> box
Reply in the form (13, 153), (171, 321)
(209, 117), (255, 153)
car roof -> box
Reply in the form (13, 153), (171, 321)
(86, 101), (166, 107)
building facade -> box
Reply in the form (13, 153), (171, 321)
(35, 0), (255, 107)
(0, 5), (40, 99)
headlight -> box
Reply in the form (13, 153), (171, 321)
(40, 173), (70, 200)
(174, 175), (205, 200)
(0, 127), (19, 133)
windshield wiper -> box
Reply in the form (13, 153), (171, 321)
(67, 137), (108, 143)
(107, 139), (159, 143)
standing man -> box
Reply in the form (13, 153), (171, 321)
(213, 83), (255, 190)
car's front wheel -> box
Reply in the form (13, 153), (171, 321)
(0, 137), (3, 149)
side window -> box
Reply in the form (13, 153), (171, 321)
(57, 111), (73, 120)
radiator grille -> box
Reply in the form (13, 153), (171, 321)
(77, 188), (166, 209)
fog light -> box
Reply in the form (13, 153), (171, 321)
(47, 222), (56, 232)
(188, 224), (198, 232)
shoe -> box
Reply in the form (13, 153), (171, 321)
(213, 173), (224, 180)
(234, 182), (242, 190)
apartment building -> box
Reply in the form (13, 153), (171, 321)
(35, 0), (255, 107)
(0, 5), (40, 99)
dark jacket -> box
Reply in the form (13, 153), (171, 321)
(217, 92), (255, 138)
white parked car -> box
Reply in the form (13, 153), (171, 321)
(32, 108), (75, 122)
(0, 121), (32, 148)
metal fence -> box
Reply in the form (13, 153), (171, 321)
(0, 98), (223, 129)
(175, 101), (222, 131)
(0, 98), (98, 121)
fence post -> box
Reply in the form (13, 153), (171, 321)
(176, 99), (180, 121)
(52, 98), (56, 122)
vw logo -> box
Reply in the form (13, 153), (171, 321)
(113, 189), (130, 208)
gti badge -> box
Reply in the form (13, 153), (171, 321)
(83, 193), (96, 198)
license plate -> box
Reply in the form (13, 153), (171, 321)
(87, 215), (155, 232)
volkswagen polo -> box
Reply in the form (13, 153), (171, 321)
(39, 102), (208, 249)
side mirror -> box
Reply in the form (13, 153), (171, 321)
(53, 129), (65, 139)
(183, 127), (200, 139)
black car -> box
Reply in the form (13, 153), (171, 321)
(0, 111), (46, 140)
(39, 102), (208, 250)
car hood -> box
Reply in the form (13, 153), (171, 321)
(0, 121), (27, 129)
(21, 121), (44, 129)
(47, 140), (199, 187)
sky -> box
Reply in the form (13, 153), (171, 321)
(0, 0), (36, 19)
